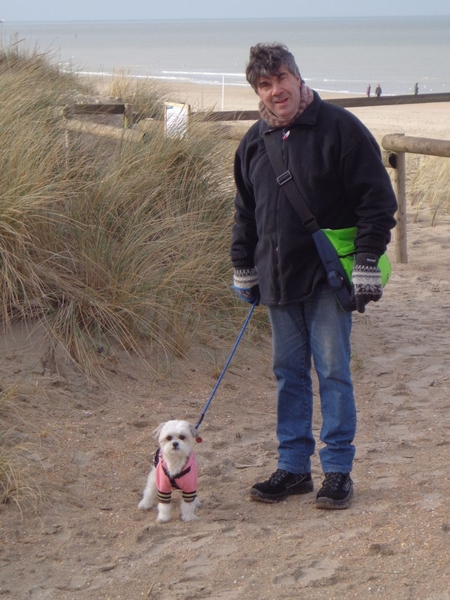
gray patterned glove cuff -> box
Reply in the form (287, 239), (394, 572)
(352, 253), (382, 313)
(233, 268), (258, 290)
(232, 268), (260, 304)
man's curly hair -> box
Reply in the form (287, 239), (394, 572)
(245, 43), (301, 91)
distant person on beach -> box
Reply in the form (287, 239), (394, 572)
(231, 43), (397, 510)
(375, 84), (382, 97)
(414, 82), (419, 95)
(366, 83), (371, 97)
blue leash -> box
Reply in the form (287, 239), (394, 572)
(195, 302), (256, 430)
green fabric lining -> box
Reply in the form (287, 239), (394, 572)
(322, 227), (391, 286)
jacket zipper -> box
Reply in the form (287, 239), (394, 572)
(275, 128), (290, 305)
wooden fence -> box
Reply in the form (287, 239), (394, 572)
(61, 91), (450, 129)
(382, 134), (450, 264)
(61, 93), (450, 264)
(196, 92), (450, 122)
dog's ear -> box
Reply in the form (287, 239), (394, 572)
(153, 423), (164, 440)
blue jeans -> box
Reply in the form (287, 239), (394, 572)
(268, 284), (356, 474)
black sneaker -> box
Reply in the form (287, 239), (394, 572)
(250, 469), (313, 503)
(316, 472), (353, 509)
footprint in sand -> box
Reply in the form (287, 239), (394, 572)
(273, 558), (339, 586)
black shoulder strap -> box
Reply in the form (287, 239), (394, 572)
(263, 131), (320, 234)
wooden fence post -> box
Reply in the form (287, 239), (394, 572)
(382, 132), (450, 265)
(62, 104), (74, 170)
(393, 150), (408, 264)
(124, 103), (133, 129)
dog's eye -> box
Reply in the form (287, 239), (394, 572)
(179, 435), (185, 441)
(166, 435), (173, 441)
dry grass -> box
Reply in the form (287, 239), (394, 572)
(408, 155), (450, 225)
(0, 385), (43, 510)
(0, 46), (243, 381)
(107, 68), (167, 118)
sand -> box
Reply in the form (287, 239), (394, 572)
(1, 83), (450, 599)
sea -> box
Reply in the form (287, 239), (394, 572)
(1, 17), (449, 96)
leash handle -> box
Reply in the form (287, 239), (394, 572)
(195, 301), (256, 430)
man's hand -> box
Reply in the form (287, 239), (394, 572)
(351, 253), (382, 313)
(232, 268), (260, 305)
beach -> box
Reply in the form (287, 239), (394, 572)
(2, 81), (450, 599)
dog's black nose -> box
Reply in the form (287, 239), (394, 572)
(173, 441), (179, 448)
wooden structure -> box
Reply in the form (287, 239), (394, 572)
(61, 91), (450, 128)
(382, 134), (450, 264)
(196, 92), (450, 122)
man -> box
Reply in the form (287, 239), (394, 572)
(231, 43), (397, 509)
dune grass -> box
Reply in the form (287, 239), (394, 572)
(0, 385), (43, 509)
(106, 67), (166, 118)
(0, 46), (249, 380)
(407, 155), (450, 225)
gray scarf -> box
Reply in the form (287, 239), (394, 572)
(259, 83), (314, 128)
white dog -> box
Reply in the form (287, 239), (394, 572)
(138, 419), (201, 522)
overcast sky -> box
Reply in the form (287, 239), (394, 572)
(2, 0), (450, 22)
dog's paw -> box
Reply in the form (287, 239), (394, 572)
(156, 503), (171, 522)
(156, 515), (171, 523)
(138, 499), (153, 510)
(181, 513), (199, 522)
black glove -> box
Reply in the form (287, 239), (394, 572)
(232, 268), (260, 305)
(351, 253), (382, 313)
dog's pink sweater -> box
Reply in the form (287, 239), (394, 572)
(155, 452), (198, 504)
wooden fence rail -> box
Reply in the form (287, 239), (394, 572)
(197, 92), (450, 122)
(62, 91), (450, 126)
(382, 134), (450, 159)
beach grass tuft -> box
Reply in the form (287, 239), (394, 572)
(0, 46), (246, 381)
(408, 155), (450, 225)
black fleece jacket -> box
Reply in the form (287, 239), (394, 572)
(231, 91), (397, 306)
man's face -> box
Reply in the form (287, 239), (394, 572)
(256, 67), (301, 121)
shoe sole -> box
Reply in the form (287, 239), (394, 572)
(315, 486), (353, 510)
(250, 480), (314, 503)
